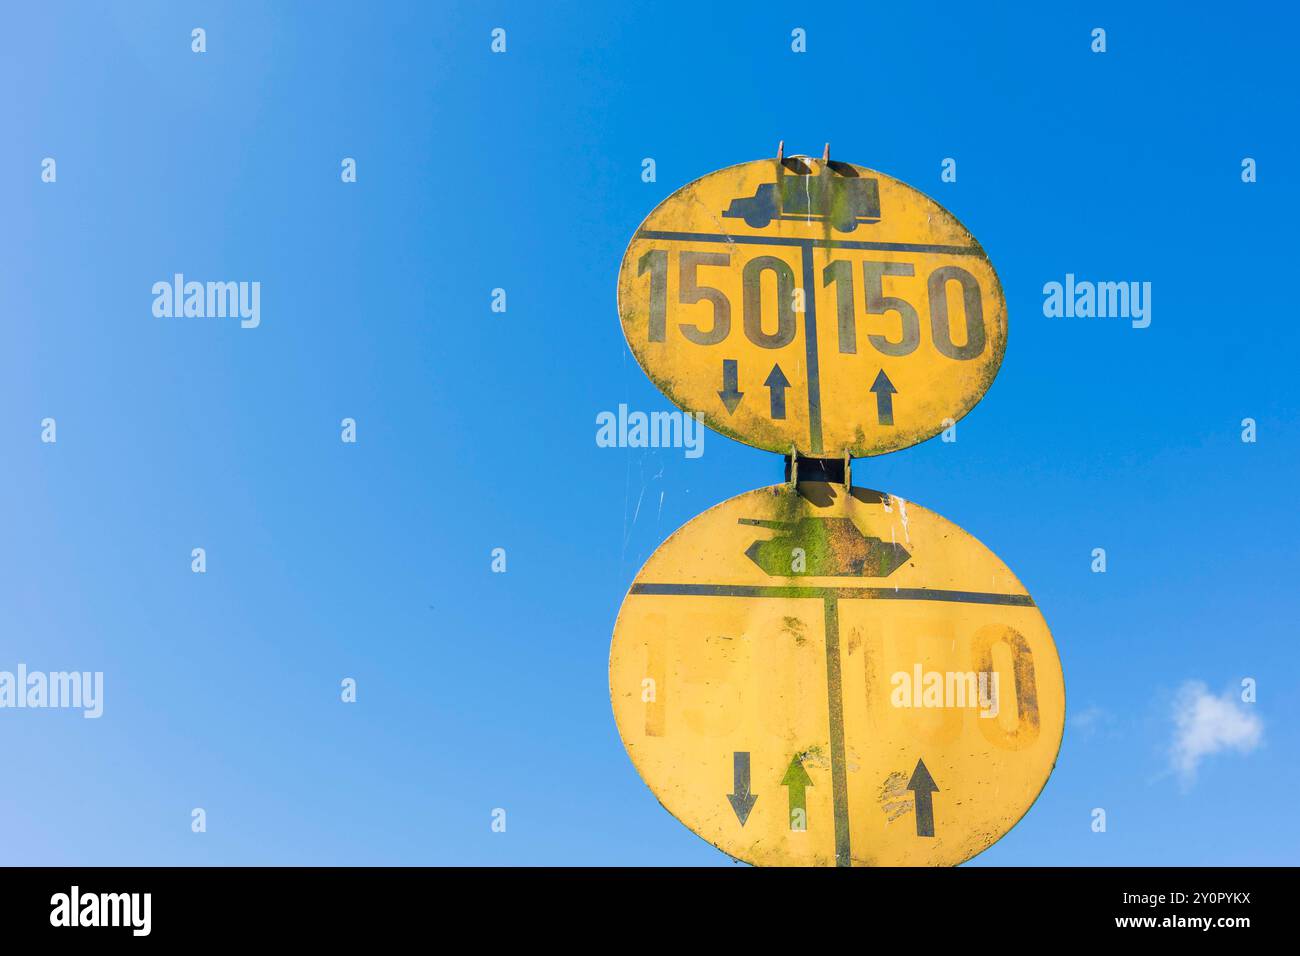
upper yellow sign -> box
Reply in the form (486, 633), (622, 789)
(610, 480), (1064, 866)
(617, 157), (1007, 456)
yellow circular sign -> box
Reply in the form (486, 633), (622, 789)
(609, 481), (1063, 866)
(617, 158), (1007, 457)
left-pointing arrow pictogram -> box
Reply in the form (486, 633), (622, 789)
(740, 516), (910, 577)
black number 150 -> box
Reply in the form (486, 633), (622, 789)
(637, 249), (986, 360)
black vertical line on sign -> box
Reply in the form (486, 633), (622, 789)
(800, 241), (825, 454)
(823, 595), (851, 866)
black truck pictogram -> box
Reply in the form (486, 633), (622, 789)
(723, 172), (881, 233)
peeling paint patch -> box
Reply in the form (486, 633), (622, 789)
(879, 771), (914, 822)
(781, 615), (808, 646)
(797, 744), (830, 771)
(846, 627), (861, 655)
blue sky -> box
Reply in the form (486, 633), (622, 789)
(1, 1), (1296, 865)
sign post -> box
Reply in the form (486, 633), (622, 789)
(611, 149), (1062, 867)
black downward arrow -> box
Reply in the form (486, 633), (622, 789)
(765, 363), (791, 420)
(870, 370), (897, 426)
(718, 359), (744, 414)
(907, 758), (939, 838)
(727, 751), (758, 825)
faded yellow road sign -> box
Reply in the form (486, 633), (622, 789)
(617, 158), (1007, 456)
(609, 481), (1063, 866)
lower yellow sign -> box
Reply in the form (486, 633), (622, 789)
(609, 481), (1064, 866)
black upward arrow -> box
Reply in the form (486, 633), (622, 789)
(727, 751), (758, 825)
(718, 359), (744, 414)
(870, 370), (897, 426)
(907, 758), (939, 838)
(764, 363), (791, 420)
(781, 754), (812, 829)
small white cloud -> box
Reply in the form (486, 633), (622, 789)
(1170, 681), (1263, 784)
(1070, 704), (1112, 737)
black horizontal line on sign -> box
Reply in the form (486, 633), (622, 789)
(630, 582), (1035, 606)
(635, 229), (986, 257)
